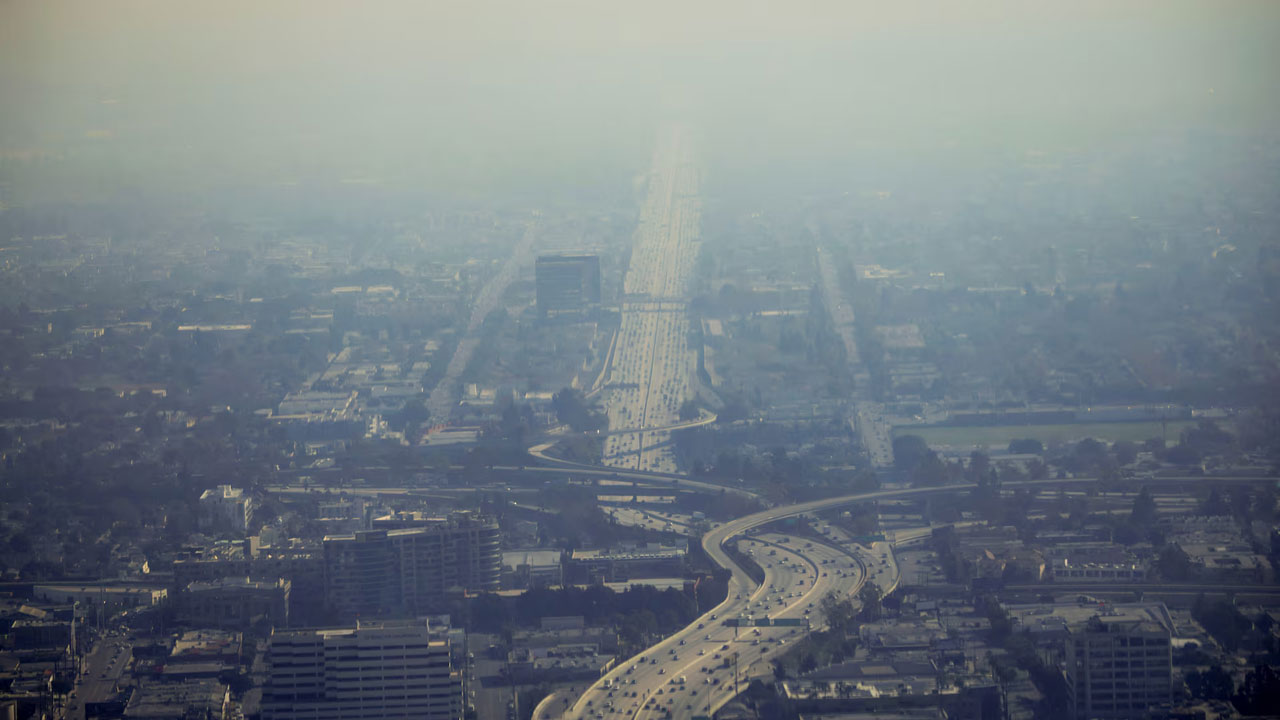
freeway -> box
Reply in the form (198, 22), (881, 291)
(530, 409), (715, 446)
(558, 476), (1202, 719)
(601, 128), (701, 474)
(519, 453), (761, 500)
(266, 461), (761, 500)
(550, 533), (865, 720)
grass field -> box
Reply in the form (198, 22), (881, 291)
(893, 420), (1200, 451)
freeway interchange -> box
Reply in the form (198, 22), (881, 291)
(543, 476), (1210, 720)
(551, 531), (866, 720)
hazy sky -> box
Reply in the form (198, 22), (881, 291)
(2, 0), (1277, 204)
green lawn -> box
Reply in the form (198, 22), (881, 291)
(893, 420), (1199, 450)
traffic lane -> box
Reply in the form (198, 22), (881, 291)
(638, 544), (860, 720)
(588, 561), (800, 718)
(68, 635), (133, 718)
(579, 538), (810, 719)
(571, 528), (809, 712)
(626, 540), (853, 720)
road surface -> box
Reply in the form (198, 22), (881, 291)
(602, 128), (701, 474)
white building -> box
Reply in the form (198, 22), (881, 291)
(1050, 558), (1148, 583)
(34, 583), (168, 613)
(261, 618), (462, 720)
(199, 485), (255, 534)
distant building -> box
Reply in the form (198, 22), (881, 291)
(124, 679), (229, 720)
(172, 540), (323, 625)
(325, 513), (500, 618)
(1006, 601), (1175, 640)
(1050, 559), (1149, 583)
(168, 629), (243, 667)
(9, 618), (73, 650)
(1065, 614), (1173, 720)
(261, 618), (462, 720)
(1172, 540), (1270, 584)
(566, 542), (686, 583)
(535, 254), (601, 318)
(502, 549), (564, 589)
(199, 485), (255, 534)
(33, 584), (167, 613)
(176, 577), (290, 631)
(781, 659), (1000, 718)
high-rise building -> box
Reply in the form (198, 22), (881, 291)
(261, 618), (462, 720)
(323, 513), (500, 618)
(1064, 615), (1172, 719)
(535, 253), (601, 317)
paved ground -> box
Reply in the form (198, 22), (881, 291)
(548, 530), (865, 720)
(602, 128), (701, 474)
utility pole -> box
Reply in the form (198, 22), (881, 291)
(732, 651), (739, 696)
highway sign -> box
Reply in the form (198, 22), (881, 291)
(725, 617), (808, 627)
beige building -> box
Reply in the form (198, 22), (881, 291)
(261, 618), (461, 720)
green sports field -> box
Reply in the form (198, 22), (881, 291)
(893, 420), (1199, 450)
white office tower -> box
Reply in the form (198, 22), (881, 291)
(262, 618), (462, 720)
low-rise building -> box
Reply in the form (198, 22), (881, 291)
(33, 584), (167, 614)
(176, 577), (290, 631)
(502, 549), (563, 589)
(566, 542), (686, 583)
(8, 619), (72, 650)
(783, 659), (1000, 719)
(124, 679), (229, 720)
(1173, 542), (1270, 584)
(1050, 559), (1149, 583)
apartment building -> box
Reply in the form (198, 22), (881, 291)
(324, 513), (500, 618)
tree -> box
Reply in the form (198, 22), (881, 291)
(911, 452), (949, 487)
(1200, 487), (1231, 516)
(1008, 438), (1045, 455)
(1186, 665), (1234, 701)
(551, 387), (607, 433)
(678, 399), (700, 422)
(857, 582), (883, 621)
(1234, 665), (1280, 715)
(1193, 595), (1252, 652)
(820, 593), (857, 635)
(1129, 486), (1157, 529)
(965, 451), (991, 484)
(1156, 545), (1193, 582)
(892, 435), (930, 471)
(1112, 440), (1139, 466)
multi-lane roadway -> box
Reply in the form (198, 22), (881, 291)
(554, 478), (1120, 720)
(602, 129), (701, 474)
(550, 532), (865, 720)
